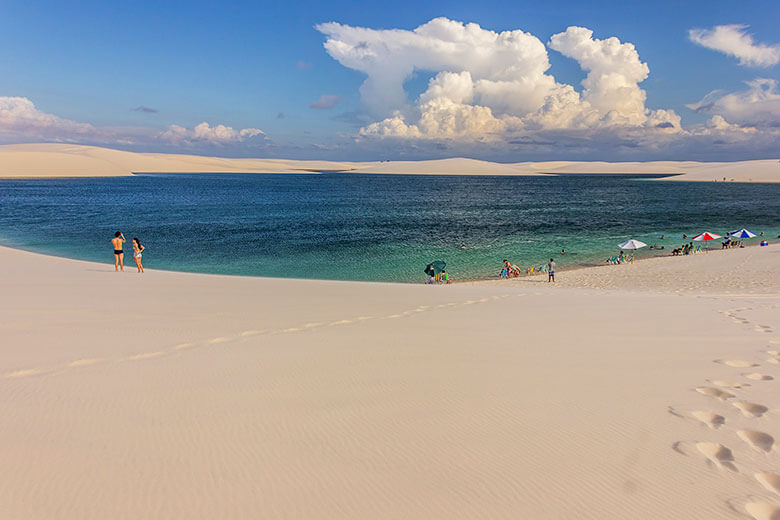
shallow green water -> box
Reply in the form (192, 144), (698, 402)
(0, 173), (777, 282)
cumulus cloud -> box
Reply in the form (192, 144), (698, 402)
(318, 18), (681, 142)
(0, 96), (267, 150)
(687, 78), (780, 127)
(310, 94), (341, 109)
(0, 96), (101, 140)
(158, 122), (264, 145)
(689, 25), (780, 67)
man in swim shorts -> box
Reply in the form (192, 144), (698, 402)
(112, 231), (126, 272)
(547, 258), (555, 282)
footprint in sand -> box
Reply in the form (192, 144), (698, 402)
(691, 411), (726, 429)
(715, 359), (759, 368)
(712, 380), (751, 389)
(738, 430), (775, 452)
(328, 319), (352, 326)
(756, 473), (780, 496)
(695, 442), (737, 471)
(67, 358), (103, 367)
(696, 386), (736, 400)
(733, 401), (770, 418)
(744, 373), (774, 381)
(126, 351), (164, 361)
(744, 502), (780, 520)
(5, 368), (48, 378)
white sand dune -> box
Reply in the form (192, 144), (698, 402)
(0, 143), (778, 182)
(350, 157), (541, 175)
(1, 244), (779, 519)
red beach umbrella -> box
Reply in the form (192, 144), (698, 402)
(691, 231), (722, 241)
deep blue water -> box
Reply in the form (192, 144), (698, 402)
(0, 173), (778, 282)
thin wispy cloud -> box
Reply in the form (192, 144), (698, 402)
(310, 94), (341, 110)
(133, 106), (159, 113)
(687, 78), (780, 126)
(689, 25), (780, 67)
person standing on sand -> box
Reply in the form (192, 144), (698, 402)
(112, 231), (126, 272)
(132, 237), (145, 273)
(547, 258), (556, 282)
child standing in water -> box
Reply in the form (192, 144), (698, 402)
(132, 237), (145, 273)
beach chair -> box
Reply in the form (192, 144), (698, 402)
(695, 245), (701, 253)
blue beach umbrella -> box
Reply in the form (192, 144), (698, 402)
(729, 228), (757, 239)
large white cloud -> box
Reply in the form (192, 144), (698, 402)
(158, 122), (263, 145)
(319, 18), (681, 141)
(687, 78), (780, 127)
(0, 96), (101, 140)
(689, 25), (780, 67)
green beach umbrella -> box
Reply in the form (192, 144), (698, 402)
(424, 260), (446, 276)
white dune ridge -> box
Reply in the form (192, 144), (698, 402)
(0, 143), (778, 182)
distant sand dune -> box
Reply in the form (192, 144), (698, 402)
(0, 143), (777, 182)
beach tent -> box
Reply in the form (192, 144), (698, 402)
(691, 232), (722, 241)
(729, 228), (757, 239)
(424, 260), (446, 276)
(618, 239), (647, 250)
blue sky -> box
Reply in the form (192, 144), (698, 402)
(1, 0), (778, 160)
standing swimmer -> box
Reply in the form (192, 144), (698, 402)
(132, 237), (145, 273)
(112, 231), (126, 272)
(547, 258), (556, 282)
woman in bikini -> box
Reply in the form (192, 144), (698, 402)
(132, 237), (145, 273)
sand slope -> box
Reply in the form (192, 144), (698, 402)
(1, 245), (779, 519)
(0, 143), (778, 182)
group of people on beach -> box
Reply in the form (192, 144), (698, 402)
(500, 258), (556, 282)
(111, 231), (144, 273)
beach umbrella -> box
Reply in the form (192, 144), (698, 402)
(729, 228), (757, 239)
(618, 239), (647, 250)
(691, 232), (722, 241)
(424, 260), (446, 276)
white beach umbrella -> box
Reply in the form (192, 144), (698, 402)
(729, 228), (757, 239)
(618, 239), (647, 250)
